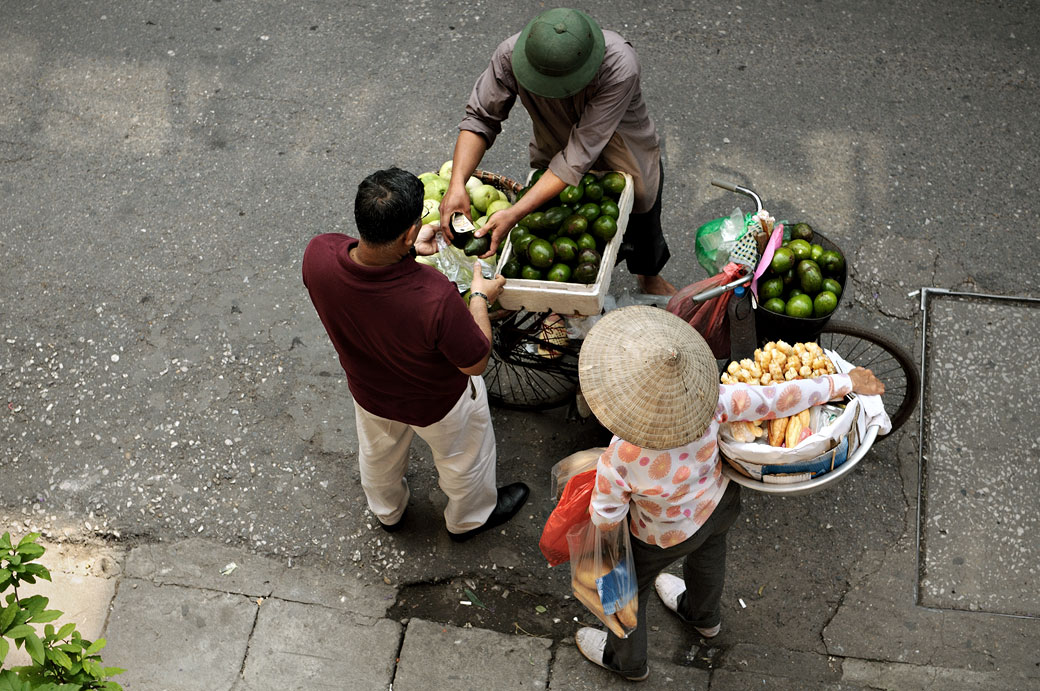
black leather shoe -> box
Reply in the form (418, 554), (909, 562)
(378, 506), (408, 533)
(449, 483), (530, 543)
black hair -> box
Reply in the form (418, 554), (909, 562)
(354, 168), (424, 245)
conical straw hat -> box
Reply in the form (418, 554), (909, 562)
(578, 306), (720, 449)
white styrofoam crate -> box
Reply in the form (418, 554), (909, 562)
(496, 170), (633, 316)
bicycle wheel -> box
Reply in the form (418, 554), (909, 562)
(816, 320), (920, 434)
(483, 310), (579, 411)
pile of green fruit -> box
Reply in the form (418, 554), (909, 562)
(418, 160), (513, 257)
(759, 222), (846, 319)
(500, 170), (627, 284)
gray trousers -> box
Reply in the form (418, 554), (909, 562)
(603, 481), (742, 676)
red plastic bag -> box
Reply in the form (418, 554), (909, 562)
(539, 468), (597, 567)
(666, 262), (744, 358)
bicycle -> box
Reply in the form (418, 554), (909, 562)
(486, 183), (917, 417)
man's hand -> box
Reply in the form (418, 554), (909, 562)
(475, 208), (522, 258)
(470, 261), (506, 305)
(413, 222), (441, 257)
(849, 367), (885, 396)
(439, 186), (471, 246)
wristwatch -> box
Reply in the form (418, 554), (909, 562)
(470, 291), (490, 304)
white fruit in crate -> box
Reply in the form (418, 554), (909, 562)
(469, 184), (499, 213)
(423, 177), (449, 201)
(422, 198), (440, 223)
(417, 171), (439, 185)
(485, 199), (512, 217)
(438, 160), (453, 180)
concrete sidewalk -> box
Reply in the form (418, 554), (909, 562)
(9, 536), (1036, 690)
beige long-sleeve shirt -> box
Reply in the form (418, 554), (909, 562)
(459, 30), (661, 213)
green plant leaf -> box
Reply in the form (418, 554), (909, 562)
(15, 534), (40, 549)
(31, 609), (62, 625)
(83, 658), (102, 678)
(57, 643), (80, 653)
(0, 603), (16, 631)
(56, 622), (76, 640)
(11, 608), (30, 627)
(103, 666), (126, 676)
(24, 631), (44, 666)
(21, 564), (51, 582)
(0, 574), (11, 591)
(4, 624), (33, 640)
(46, 646), (73, 670)
(0, 669), (31, 691)
(15, 544), (44, 561)
(22, 596), (48, 617)
(0, 533), (12, 550)
(85, 638), (106, 655)
(0, 637), (8, 665)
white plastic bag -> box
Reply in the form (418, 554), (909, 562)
(718, 347), (893, 466)
(719, 397), (859, 465)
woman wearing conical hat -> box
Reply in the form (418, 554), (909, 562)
(573, 306), (884, 682)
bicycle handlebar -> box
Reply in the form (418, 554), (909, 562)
(711, 180), (763, 214)
(688, 273), (753, 303)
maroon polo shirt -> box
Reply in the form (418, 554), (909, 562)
(302, 234), (490, 426)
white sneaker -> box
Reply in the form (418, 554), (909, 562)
(654, 573), (721, 638)
(574, 627), (649, 682)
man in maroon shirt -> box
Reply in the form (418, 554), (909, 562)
(302, 167), (529, 542)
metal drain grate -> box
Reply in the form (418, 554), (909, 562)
(917, 288), (1040, 617)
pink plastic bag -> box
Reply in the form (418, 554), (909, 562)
(666, 262), (744, 358)
(751, 224), (785, 299)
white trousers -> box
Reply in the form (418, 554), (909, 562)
(353, 376), (498, 534)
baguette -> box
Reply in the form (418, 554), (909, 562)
(616, 596), (638, 629)
(783, 410), (813, 448)
(572, 582), (626, 638)
(784, 413), (803, 448)
(573, 556), (613, 592)
(768, 417), (789, 446)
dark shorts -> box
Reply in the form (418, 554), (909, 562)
(620, 159), (670, 277)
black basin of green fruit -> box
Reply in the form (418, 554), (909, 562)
(755, 226), (848, 344)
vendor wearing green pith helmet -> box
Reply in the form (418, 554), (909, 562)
(440, 8), (676, 296)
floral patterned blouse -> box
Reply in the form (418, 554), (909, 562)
(590, 374), (853, 548)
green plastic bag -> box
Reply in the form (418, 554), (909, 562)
(695, 208), (752, 275)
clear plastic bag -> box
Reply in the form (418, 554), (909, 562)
(549, 447), (605, 501)
(419, 233), (497, 292)
(567, 518), (638, 639)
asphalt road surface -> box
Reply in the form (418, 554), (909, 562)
(2, 0), (1038, 650)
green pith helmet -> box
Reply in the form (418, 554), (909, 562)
(512, 8), (606, 99)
